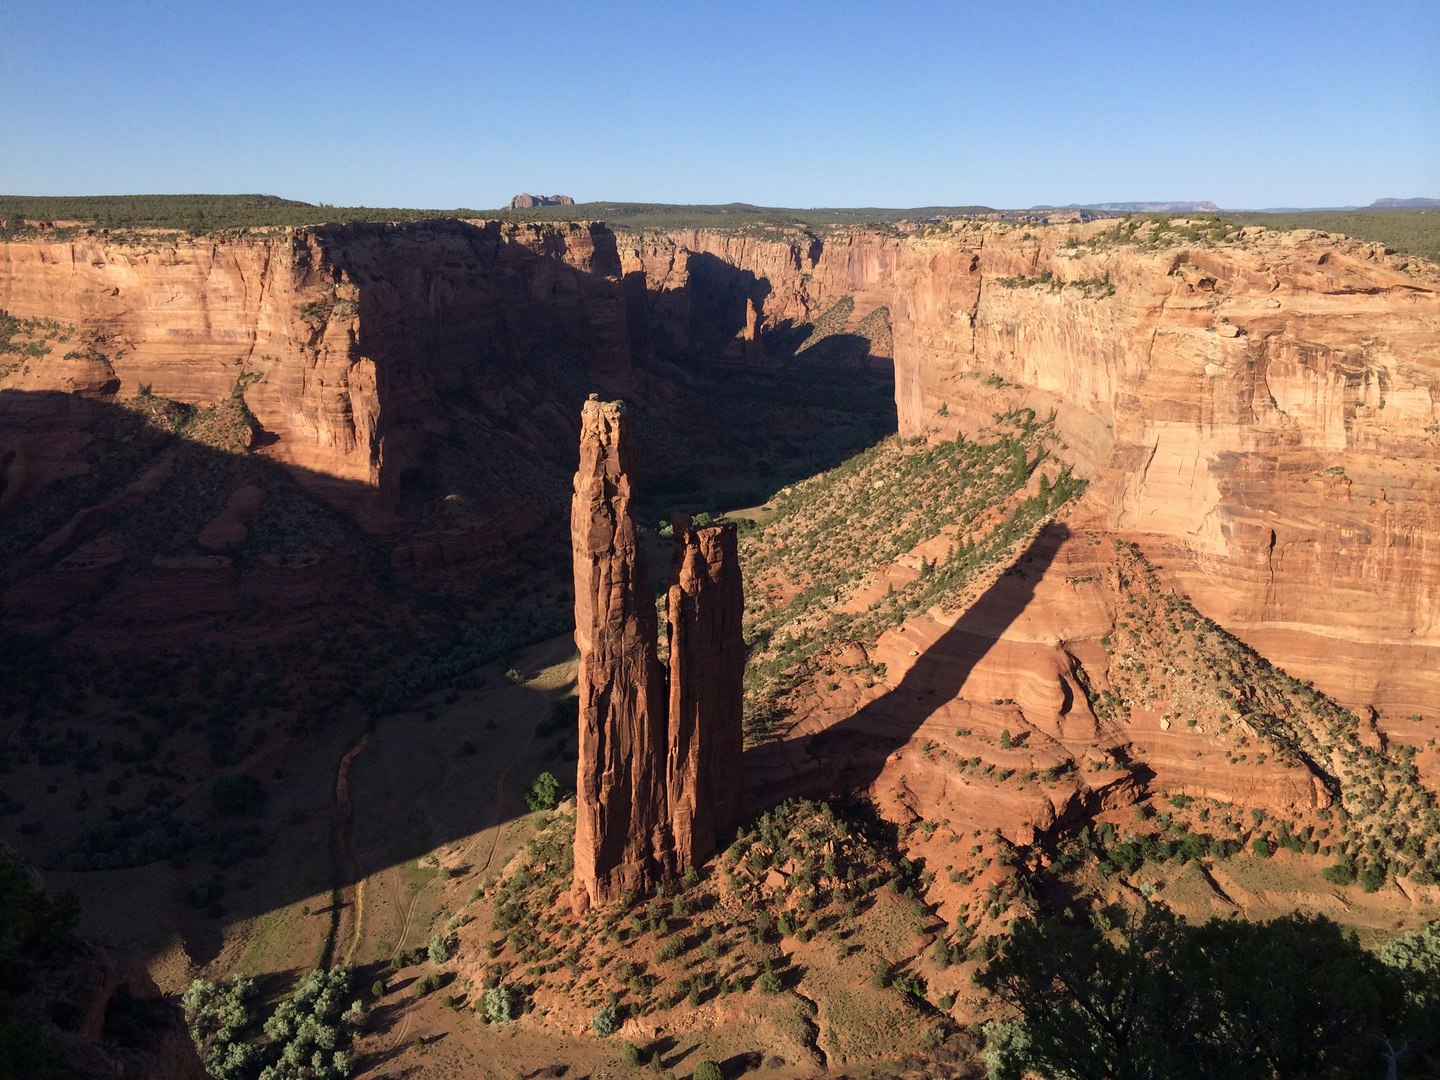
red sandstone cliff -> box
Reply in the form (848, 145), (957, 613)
(614, 226), (901, 357)
(509, 194), (576, 209)
(887, 221), (1440, 722)
(570, 396), (668, 907)
(666, 515), (745, 869)
(0, 219), (630, 528)
(7, 214), (1437, 760)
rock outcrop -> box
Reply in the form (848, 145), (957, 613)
(570, 402), (746, 906)
(509, 194), (576, 209)
(570, 396), (668, 908)
(666, 515), (745, 869)
(7, 214), (1438, 791)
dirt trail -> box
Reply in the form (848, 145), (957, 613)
(321, 725), (372, 969)
(337, 732), (371, 966)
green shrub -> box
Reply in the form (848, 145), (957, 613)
(591, 1004), (622, 1037)
(483, 986), (513, 1022)
(183, 965), (359, 1080)
(1359, 864), (1387, 893)
(415, 973), (441, 996)
(504, 668), (527, 684)
(210, 774), (266, 815)
(893, 971), (927, 999)
(428, 934), (450, 964)
(621, 1041), (644, 1067)
(371, 980), (386, 998)
(524, 772), (561, 811)
(974, 904), (1432, 1080)
(757, 970), (782, 994)
(932, 935), (951, 968)
(1252, 838), (1274, 858)
(1322, 854), (1357, 885)
(693, 1061), (723, 1080)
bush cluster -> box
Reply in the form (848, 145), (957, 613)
(183, 967), (363, 1080)
(979, 906), (1440, 1080)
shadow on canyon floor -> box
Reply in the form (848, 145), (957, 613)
(0, 346), (896, 963)
(0, 387), (577, 950)
(751, 523), (1069, 802)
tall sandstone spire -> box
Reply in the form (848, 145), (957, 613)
(666, 515), (745, 869)
(570, 396), (668, 909)
(571, 397), (746, 907)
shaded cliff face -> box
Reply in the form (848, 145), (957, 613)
(666, 516), (745, 869)
(614, 226), (901, 359)
(570, 398), (668, 906)
(0, 219), (630, 529)
(888, 221), (1440, 724)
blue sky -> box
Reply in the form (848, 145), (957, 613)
(2, 0), (1435, 209)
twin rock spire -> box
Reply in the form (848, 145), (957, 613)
(570, 396), (745, 909)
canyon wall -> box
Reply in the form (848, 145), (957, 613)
(614, 227), (902, 356)
(0, 220), (630, 527)
(889, 222), (1440, 720)
(6, 214), (1437, 729)
(1, 220), (898, 535)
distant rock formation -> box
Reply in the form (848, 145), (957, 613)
(1370, 197), (1440, 209)
(1029, 201), (1220, 213)
(666, 514), (744, 870)
(570, 398), (745, 908)
(510, 193), (576, 209)
(570, 396), (669, 908)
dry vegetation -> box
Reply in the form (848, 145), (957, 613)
(1097, 542), (1440, 886)
(738, 411), (1084, 740)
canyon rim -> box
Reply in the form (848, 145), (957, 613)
(1, 204), (1438, 1079)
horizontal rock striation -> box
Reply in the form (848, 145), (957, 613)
(7, 213), (1437, 764)
(886, 222), (1440, 722)
(607, 219), (1440, 727)
(509, 194), (576, 209)
(614, 226), (901, 360)
(0, 219), (631, 528)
